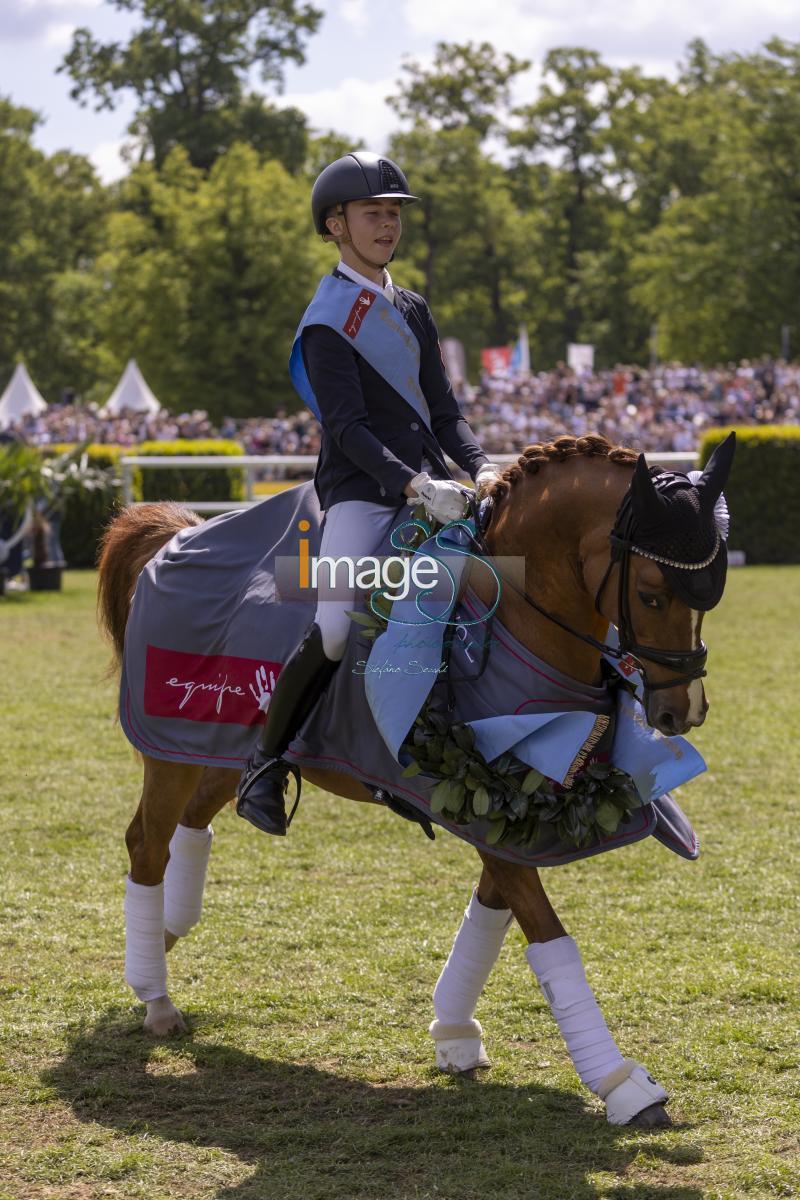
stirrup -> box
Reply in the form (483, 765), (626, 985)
(237, 755), (302, 830)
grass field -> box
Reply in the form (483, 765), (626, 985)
(0, 567), (798, 1200)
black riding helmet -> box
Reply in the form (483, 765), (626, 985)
(311, 151), (418, 235)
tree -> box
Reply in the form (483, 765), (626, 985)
(0, 98), (107, 400)
(388, 126), (543, 367)
(59, 0), (322, 171)
(510, 48), (616, 352)
(632, 39), (800, 361)
(388, 40), (529, 139)
(88, 143), (328, 418)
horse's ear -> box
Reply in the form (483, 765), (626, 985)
(631, 452), (665, 521)
(696, 432), (736, 512)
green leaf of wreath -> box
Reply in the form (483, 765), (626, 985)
(472, 786), (491, 817)
(430, 779), (453, 813)
(520, 767), (545, 795)
(594, 799), (622, 833)
(346, 610), (382, 628)
(484, 818), (506, 844)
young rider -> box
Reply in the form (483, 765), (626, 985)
(236, 151), (503, 837)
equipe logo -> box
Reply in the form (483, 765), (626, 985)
(143, 645), (281, 725)
(343, 288), (374, 338)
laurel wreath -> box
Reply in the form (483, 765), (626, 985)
(348, 505), (643, 850)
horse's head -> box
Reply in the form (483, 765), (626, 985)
(597, 434), (736, 736)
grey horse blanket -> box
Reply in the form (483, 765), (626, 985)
(120, 481), (701, 867)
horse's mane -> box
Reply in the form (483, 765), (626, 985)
(484, 434), (639, 501)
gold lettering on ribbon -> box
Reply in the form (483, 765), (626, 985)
(563, 714), (611, 788)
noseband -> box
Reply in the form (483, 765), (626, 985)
(458, 479), (708, 699)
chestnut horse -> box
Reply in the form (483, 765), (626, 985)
(97, 435), (725, 1129)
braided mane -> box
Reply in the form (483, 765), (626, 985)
(484, 434), (639, 502)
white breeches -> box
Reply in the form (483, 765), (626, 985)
(315, 499), (402, 660)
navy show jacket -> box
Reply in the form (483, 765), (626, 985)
(301, 269), (490, 510)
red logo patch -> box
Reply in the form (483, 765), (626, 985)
(617, 654), (640, 678)
(143, 645), (282, 726)
(343, 288), (375, 339)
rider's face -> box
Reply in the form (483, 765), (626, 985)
(327, 198), (403, 266)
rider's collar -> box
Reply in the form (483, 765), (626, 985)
(335, 260), (395, 304)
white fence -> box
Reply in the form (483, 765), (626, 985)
(120, 452), (698, 513)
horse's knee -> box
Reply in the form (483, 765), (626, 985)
(125, 812), (143, 861)
(126, 813), (170, 886)
(475, 866), (509, 910)
(181, 767), (238, 828)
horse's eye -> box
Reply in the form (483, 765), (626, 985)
(637, 591), (664, 610)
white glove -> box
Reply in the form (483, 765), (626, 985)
(406, 471), (470, 524)
(474, 462), (504, 494)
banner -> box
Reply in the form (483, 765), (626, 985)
(441, 337), (468, 389)
(567, 343), (595, 373)
(480, 346), (512, 375)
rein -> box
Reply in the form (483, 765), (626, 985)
(444, 478), (708, 702)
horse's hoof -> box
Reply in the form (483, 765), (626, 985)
(164, 930), (180, 952)
(143, 996), (187, 1036)
(628, 1102), (672, 1129)
(455, 1065), (488, 1082)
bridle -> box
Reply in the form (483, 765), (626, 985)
(590, 483), (709, 692)
(446, 476), (709, 701)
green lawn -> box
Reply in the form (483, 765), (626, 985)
(0, 568), (798, 1200)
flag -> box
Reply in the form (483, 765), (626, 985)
(510, 325), (530, 376)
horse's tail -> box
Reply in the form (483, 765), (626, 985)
(97, 502), (203, 670)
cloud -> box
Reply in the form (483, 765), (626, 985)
(89, 138), (127, 184)
(44, 21), (75, 47)
(339, 0), (368, 35)
(278, 74), (398, 149)
(0, 0), (100, 43)
(401, 0), (800, 78)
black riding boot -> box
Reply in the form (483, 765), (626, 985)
(236, 621), (339, 836)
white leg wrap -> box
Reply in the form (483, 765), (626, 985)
(430, 887), (513, 1072)
(525, 935), (625, 1094)
(163, 823), (213, 938)
(124, 878), (167, 1002)
(597, 1059), (669, 1125)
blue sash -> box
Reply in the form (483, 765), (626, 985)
(363, 514), (706, 805)
(288, 274), (433, 432)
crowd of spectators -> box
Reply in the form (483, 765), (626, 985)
(10, 405), (217, 447)
(7, 359), (799, 458)
(466, 358), (799, 455)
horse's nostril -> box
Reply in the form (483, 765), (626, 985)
(659, 710), (677, 735)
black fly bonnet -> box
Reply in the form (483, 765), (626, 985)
(595, 431), (736, 690)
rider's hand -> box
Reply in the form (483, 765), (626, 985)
(474, 462), (504, 495)
(405, 471), (470, 524)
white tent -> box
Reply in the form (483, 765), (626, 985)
(100, 359), (161, 417)
(0, 363), (48, 430)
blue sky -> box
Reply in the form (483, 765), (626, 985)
(1, 0), (798, 181)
